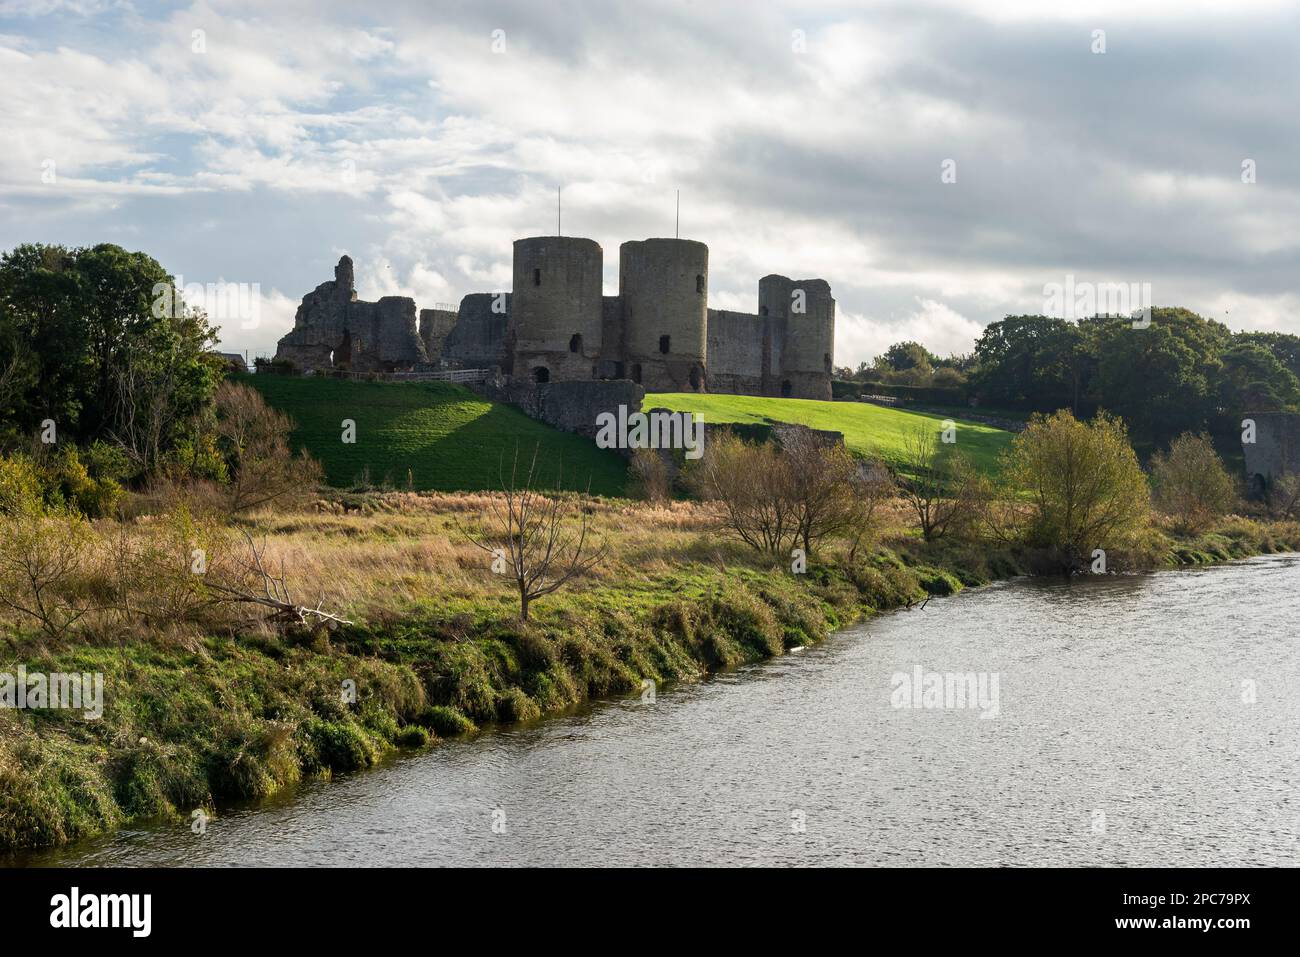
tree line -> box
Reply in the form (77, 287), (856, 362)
(837, 308), (1300, 453)
(0, 243), (318, 518)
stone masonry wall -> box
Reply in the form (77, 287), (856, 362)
(477, 378), (645, 442)
(1242, 411), (1300, 491)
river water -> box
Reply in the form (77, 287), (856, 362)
(23, 555), (1300, 867)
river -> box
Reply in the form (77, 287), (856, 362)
(22, 555), (1300, 867)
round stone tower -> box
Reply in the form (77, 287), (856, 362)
(511, 236), (604, 382)
(618, 238), (708, 392)
(759, 274), (835, 400)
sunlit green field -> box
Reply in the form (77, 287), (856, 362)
(647, 392), (1014, 475)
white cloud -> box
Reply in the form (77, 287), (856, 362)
(3, 0), (1298, 363)
(837, 299), (985, 368)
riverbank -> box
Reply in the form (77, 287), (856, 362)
(2, 493), (1297, 855)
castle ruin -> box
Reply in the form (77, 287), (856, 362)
(275, 236), (836, 400)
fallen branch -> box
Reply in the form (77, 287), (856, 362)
(206, 529), (353, 628)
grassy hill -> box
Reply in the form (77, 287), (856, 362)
(646, 392), (1014, 475)
(244, 375), (628, 496)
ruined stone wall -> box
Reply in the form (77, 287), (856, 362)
(274, 256), (427, 373)
(1242, 411), (1300, 491)
(441, 293), (511, 370)
(419, 308), (458, 363)
(707, 309), (765, 395)
(477, 378), (645, 442)
(345, 296), (427, 373)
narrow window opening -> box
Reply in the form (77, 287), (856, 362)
(533, 268), (541, 287)
(760, 305), (769, 317)
(696, 274), (705, 294)
(569, 333), (582, 353)
(659, 335), (671, 354)
(631, 363), (642, 384)
(781, 379), (792, 397)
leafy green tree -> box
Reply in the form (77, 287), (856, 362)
(1215, 341), (1300, 414)
(1235, 331), (1300, 382)
(0, 243), (221, 474)
(1090, 308), (1230, 445)
(1002, 410), (1150, 570)
(970, 316), (1090, 413)
(880, 341), (937, 373)
(0, 244), (87, 439)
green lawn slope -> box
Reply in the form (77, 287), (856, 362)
(244, 375), (628, 496)
(647, 392), (1014, 475)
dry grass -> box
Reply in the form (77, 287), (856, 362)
(3, 487), (1294, 645)
(234, 493), (744, 622)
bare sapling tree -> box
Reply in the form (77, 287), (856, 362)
(780, 428), (859, 557)
(897, 423), (979, 542)
(628, 446), (673, 503)
(845, 458), (895, 563)
(0, 506), (94, 639)
(109, 344), (187, 476)
(215, 381), (323, 514)
(684, 430), (798, 555)
(460, 445), (606, 621)
(1268, 472), (1300, 520)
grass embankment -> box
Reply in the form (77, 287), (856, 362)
(245, 375), (628, 496)
(647, 392), (1014, 477)
(0, 494), (991, 854)
(2, 495), (1297, 856)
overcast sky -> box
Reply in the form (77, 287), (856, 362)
(3, 0), (1298, 365)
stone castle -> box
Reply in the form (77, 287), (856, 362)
(274, 236), (836, 400)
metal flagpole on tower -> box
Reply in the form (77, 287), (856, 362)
(557, 186), (561, 236)
(676, 190), (680, 238)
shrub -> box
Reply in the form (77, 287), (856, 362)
(107, 504), (242, 629)
(0, 454), (42, 516)
(50, 446), (123, 518)
(1002, 410), (1150, 571)
(1150, 432), (1239, 532)
(628, 447), (673, 503)
(684, 430), (798, 555)
(0, 449), (121, 519)
(0, 506), (95, 638)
